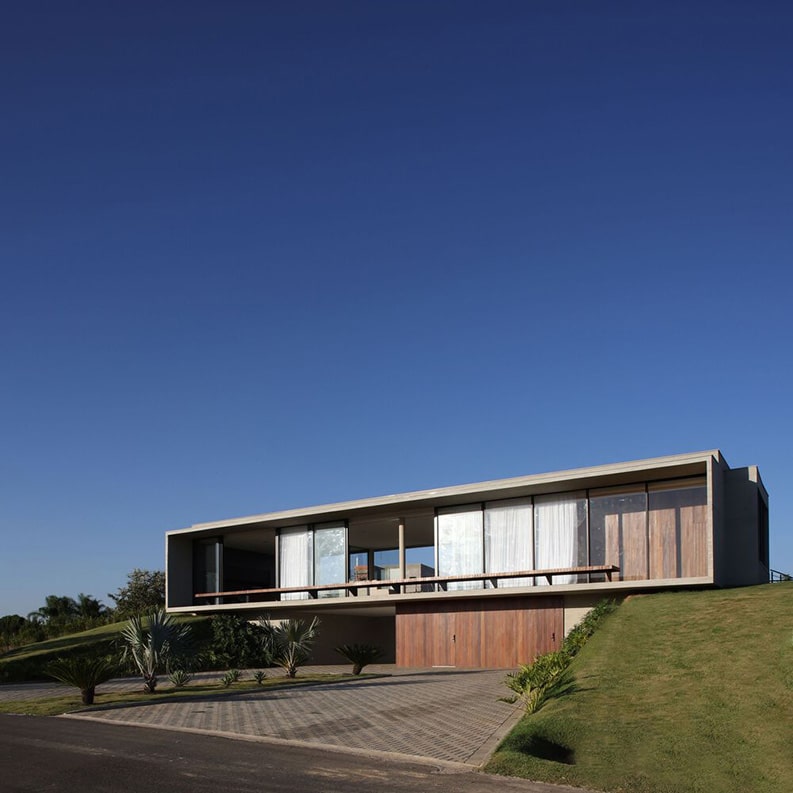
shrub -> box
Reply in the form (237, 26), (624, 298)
(271, 617), (320, 678)
(221, 669), (241, 687)
(253, 670), (267, 685)
(209, 614), (272, 669)
(562, 599), (617, 658)
(47, 655), (117, 705)
(334, 643), (383, 674)
(168, 668), (193, 688)
(502, 651), (571, 714)
(502, 599), (618, 715)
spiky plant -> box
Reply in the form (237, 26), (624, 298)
(220, 669), (241, 687)
(253, 670), (267, 685)
(334, 643), (383, 675)
(47, 655), (117, 705)
(272, 617), (320, 678)
(167, 668), (193, 688)
(121, 609), (192, 693)
(501, 650), (573, 714)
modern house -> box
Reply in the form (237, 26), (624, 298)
(165, 450), (769, 668)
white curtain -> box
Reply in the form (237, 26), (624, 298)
(485, 498), (533, 587)
(437, 506), (483, 590)
(279, 526), (313, 600)
(534, 494), (580, 585)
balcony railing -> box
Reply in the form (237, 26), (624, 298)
(194, 564), (620, 605)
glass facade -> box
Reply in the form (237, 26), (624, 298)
(261, 477), (710, 598)
(433, 478), (708, 587)
(589, 487), (648, 581)
(314, 522), (347, 598)
(484, 498), (533, 587)
(437, 505), (484, 590)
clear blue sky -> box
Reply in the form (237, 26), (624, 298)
(1, 1), (791, 617)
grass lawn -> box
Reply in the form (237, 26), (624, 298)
(0, 673), (373, 717)
(485, 582), (793, 793)
(0, 616), (209, 682)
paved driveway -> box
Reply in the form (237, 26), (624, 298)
(59, 666), (520, 766)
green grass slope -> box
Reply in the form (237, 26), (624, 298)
(0, 616), (210, 682)
(486, 583), (793, 793)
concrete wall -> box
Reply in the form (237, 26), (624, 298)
(717, 466), (769, 587)
(710, 454), (726, 585)
(166, 535), (194, 609)
(563, 592), (619, 636)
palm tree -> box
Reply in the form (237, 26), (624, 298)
(271, 617), (320, 678)
(47, 656), (117, 705)
(334, 643), (383, 675)
(75, 593), (108, 622)
(121, 609), (192, 693)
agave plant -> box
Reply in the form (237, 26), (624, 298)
(220, 668), (242, 687)
(47, 655), (117, 705)
(334, 643), (383, 675)
(167, 668), (193, 688)
(272, 617), (320, 678)
(121, 609), (192, 693)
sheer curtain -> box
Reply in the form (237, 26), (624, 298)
(534, 494), (581, 585)
(485, 498), (533, 587)
(279, 526), (313, 600)
(437, 505), (483, 590)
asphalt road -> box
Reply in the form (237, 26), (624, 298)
(0, 714), (582, 793)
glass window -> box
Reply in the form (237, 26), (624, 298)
(484, 498), (533, 587)
(534, 492), (587, 585)
(279, 526), (312, 600)
(437, 505), (484, 590)
(193, 538), (222, 598)
(373, 548), (399, 580)
(648, 481), (707, 579)
(349, 549), (369, 582)
(314, 522), (347, 598)
(589, 489), (648, 581)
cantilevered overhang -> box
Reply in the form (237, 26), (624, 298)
(168, 450), (720, 539)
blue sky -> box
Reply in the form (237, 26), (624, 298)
(1, 1), (791, 617)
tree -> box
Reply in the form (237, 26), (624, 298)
(75, 593), (109, 622)
(109, 569), (166, 619)
(28, 595), (78, 627)
(0, 615), (28, 653)
(334, 643), (383, 675)
(271, 617), (320, 678)
(121, 609), (192, 693)
(47, 656), (117, 705)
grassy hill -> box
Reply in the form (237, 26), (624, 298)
(0, 616), (211, 683)
(486, 582), (793, 793)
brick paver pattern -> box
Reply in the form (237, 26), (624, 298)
(52, 666), (518, 764)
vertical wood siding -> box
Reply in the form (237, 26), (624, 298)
(395, 596), (563, 668)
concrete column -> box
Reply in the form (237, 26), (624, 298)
(398, 518), (406, 579)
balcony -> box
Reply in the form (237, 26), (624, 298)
(193, 564), (620, 606)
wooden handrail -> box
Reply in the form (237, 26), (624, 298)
(194, 564), (619, 602)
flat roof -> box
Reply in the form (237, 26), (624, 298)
(168, 449), (723, 537)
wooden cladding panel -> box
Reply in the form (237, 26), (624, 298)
(396, 597), (562, 669)
(607, 511), (649, 581)
(604, 501), (709, 583)
(680, 504), (708, 577)
(649, 507), (678, 579)
(621, 511), (649, 581)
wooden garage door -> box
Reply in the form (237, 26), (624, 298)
(395, 596), (563, 668)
